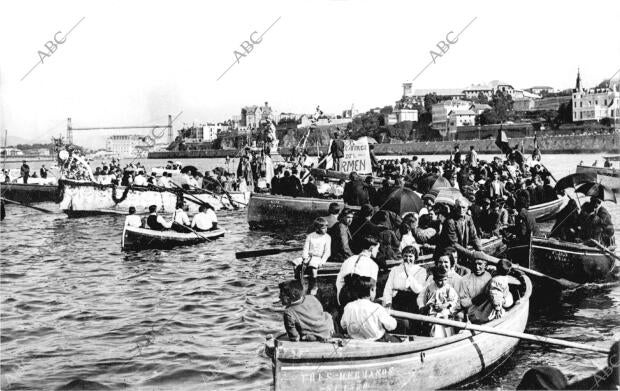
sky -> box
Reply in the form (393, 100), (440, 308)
(1, 0), (619, 149)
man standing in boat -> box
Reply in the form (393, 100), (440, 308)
(591, 197), (614, 246)
(20, 160), (30, 184)
(146, 205), (172, 231)
(330, 132), (345, 171)
(39, 165), (48, 179)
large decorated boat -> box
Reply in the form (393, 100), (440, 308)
(58, 179), (230, 217)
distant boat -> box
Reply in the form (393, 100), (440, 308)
(576, 163), (620, 190)
(121, 225), (225, 251)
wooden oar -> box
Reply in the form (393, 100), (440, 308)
(462, 249), (580, 289)
(173, 222), (212, 242)
(1, 197), (55, 214)
(169, 182), (213, 208)
(587, 239), (620, 263)
(236, 247), (303, 259)
(187, 182), (247, 207)
(390, 310), (608, 354)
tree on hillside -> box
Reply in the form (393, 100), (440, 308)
(491, 91), (513, 123)
(380, 106), (393, 115)
(596, 79), (610, 89)
(555, 102), (573, 125)
(423, 93), (439, 113)
(473, 92), (489, 105)
(479, 109), (499, 125)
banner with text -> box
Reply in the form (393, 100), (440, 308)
(340, 138), (372, 174)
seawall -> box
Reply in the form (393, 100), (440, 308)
(148, 133), (620, 159)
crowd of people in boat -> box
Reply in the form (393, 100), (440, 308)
(124, 202), (218, 233)
(277, 183), (534, 343)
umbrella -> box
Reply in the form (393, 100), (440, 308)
(554, 172), (598, 192)
(180, 165), (198, 174)
(575, 182), (617, 203)
(426, 187), (468, 206)
(383, 188), (424, 216)
(417, 175), (451, 195)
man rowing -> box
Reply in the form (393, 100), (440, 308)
(191, 204), (218, 232)
(146, 205), (172, 230)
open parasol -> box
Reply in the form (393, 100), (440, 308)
(426, 187), (469, 206)
(574, 182), (617, 203)
(554, 172), (598, 192)
(383, 188), (424, 216)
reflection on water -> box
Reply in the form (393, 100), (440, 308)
(1, 154), (618, 390)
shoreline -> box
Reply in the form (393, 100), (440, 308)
(147, 133), (620, 159)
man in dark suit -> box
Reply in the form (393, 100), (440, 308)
(328, 208), (355, 262)
(592, 197), (615, 246)
(303, 176), (320, 198)
(434, 197), (482, 261)
(349, 204), (380, 253)
(343, 172), (369, 206)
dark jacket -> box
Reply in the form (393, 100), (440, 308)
(349, 217), (380, 253)
(303, 182), (320, 198)
(328, 222), (353, 262)
(375, 226), (399, 269)
(343, 179), (369, 206)
(435, 214), (482, 257)
(281, 175), (303, 197)
(271, 176), (281, 195)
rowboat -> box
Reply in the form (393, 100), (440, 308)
(576, 164), (620, 190)
(247, 193), (348, 228)
(526, 195), (569, 222)
(0, 182), (60, 204)
(519, 236), (617, 286)
(267, 265), (532, 390)
(121, 225), (225, 251)
(59, 179), (234, 217)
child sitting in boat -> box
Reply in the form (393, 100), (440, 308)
(340, 276), (399, 342)
(293, 217), (331, 295)
(468, 259), (515, 323)
(418, 268), (459, 338)
(279, 279), (334, 342)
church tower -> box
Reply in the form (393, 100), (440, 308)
(574, 68), (582, 92)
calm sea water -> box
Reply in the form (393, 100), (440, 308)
(1, 153), (618, 390)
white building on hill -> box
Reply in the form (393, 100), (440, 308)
(572, 69), (620, 124)
(431, 99), (471, 137)
(106, 135), (149, 158)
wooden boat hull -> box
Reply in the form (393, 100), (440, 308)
(576, 165), (620, 190)
(0, 183), (59, 203)
(525, 237), (617, 284)
(59, 180), (232, 217)
(121, 226), (224, 251)
(270, 272), (532, 390)
(526, 195), (569, 222)
(247, 193), (348, 228)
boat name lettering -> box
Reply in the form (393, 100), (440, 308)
(300, 366), (395, 386)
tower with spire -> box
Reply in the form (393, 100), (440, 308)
(574, 67), (582, 92)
